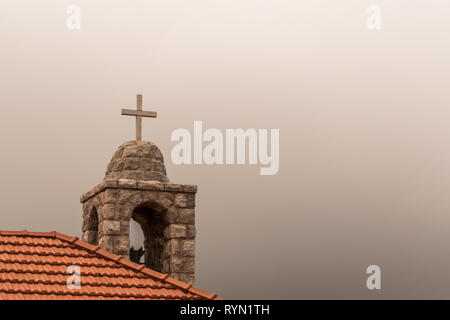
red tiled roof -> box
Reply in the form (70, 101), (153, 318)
(0, 230), (220, 300)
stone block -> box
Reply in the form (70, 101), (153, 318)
(135, 190), (159, 205)
(178, 208), (195, 224)
(102, 204), (116, 220)
(137, 144), (151, 157)
(98, 236), (114, 252)
(137, 181), (164, 191)
(152, 160), (166, 173)
(164, 224), (187, 239)
(162, 258), (171, 273)
(174, 193), (195, 208)
(169, 257), (184, 273)
(165, 239), (195, 257)
(123, 145), (138, 157)
(150, 145), (163, 161)
(114, 236), (130, 255)
(165, 238), (194, 257)
(170, 256), (195, 273)
(113, 160), (124, 172)
(142, 171), (168, 182)
(186, 225), (196, 239)
(181, 184), (197, 193)
(104, 189), (120, 204)
(118, 179), (137, 188)
(140, 158), (152, 170)
(164, 206), (179, 224)
(120, 221), (130, 234)
(160, 192), (174, 201)
(123, 158), (139, 170)
(82, 202), (91, 216)
(128, 171), (144, 181)
(158, 196), (173, 211)
(104, 189), (133, 204)
(103, 204), (131, 220)
(186, 193), (195, 208)
(177, 273), (195, 284)
(100, 220), (121, 236)
(174, 193), (188, 207)
(165, 183), (182, 192)
(181, 240), (195, 257)
(164, 239), (179, 257)
(104, 179), (118, 188)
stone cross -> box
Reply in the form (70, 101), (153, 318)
(121, 94), (157, 141)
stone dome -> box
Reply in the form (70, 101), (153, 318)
(105, 141), (169, 182)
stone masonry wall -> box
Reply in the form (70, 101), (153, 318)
(81, 179), (197, 284)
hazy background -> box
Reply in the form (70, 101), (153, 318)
(1, 0), (450, 299)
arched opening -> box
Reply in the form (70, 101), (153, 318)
(129, 219), (145, 263)
(85, 206), (99, 245)
(131, 205), (165, 272)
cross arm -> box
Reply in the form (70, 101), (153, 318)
(121, 109), (157, 118)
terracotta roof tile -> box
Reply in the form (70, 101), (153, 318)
(166, 276), (193, 291)
(54, 232), (78, 243)
(189, 287), (218, 300)
(0, 230), (219, 300)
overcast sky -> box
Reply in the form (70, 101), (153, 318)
(1, 1), (450, 299)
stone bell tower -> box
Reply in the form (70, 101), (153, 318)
(80, 95), (197, 284)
